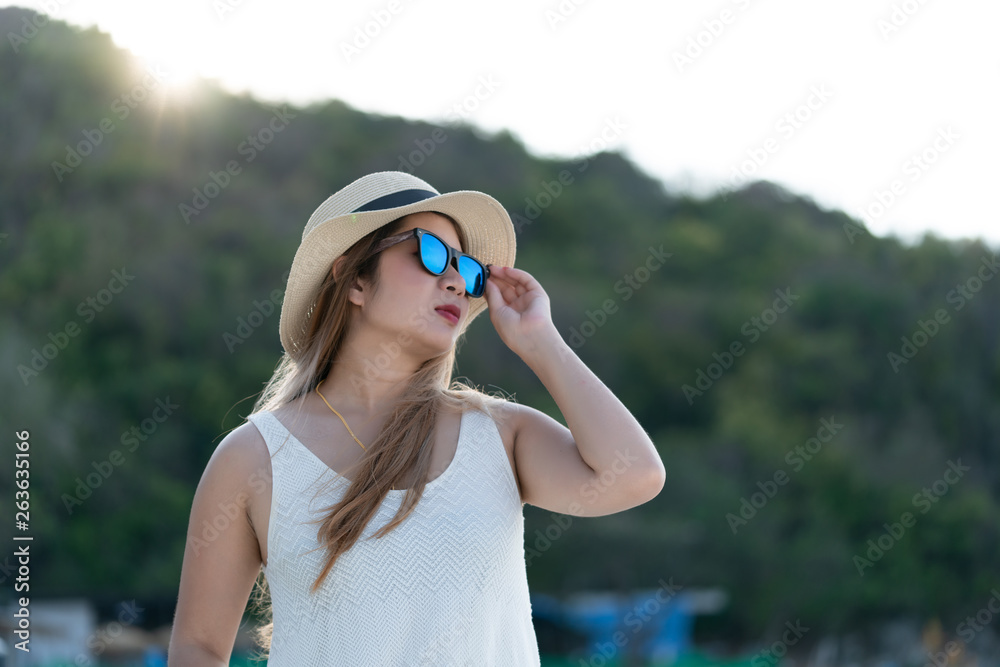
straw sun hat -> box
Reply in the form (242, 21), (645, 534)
(279, 171), (517, 359)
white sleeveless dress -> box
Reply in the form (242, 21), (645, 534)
(245, 406), (541, 666)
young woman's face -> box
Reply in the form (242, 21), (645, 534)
(353, 211), (471, 354)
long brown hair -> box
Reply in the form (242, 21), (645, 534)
(245, 214), (510, 658)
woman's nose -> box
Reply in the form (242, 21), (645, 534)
(441, 259), (465, 294)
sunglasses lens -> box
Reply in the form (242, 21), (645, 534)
(457, 256), (487, 297)
(418, 231), (488, 297)
(420, 233), (448, 274)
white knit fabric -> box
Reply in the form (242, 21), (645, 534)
(246, 406), (541, 666)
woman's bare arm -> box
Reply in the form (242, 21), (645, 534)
(168, 423), (271, 666)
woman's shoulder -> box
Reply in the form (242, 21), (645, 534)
(452, 389), (503, 418)
(203, 415), (273, 494)
(454, 391), (520, 446)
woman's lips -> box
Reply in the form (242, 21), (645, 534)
(435, 308), (459, 324)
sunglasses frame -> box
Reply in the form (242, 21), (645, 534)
(369, 227), (492, 298)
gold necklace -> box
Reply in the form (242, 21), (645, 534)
(315, 379), (366, 451)
(315, 379), (395, 490)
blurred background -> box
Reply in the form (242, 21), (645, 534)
(1, 2), (999, 666)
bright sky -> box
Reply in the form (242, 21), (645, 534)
(12, 0), (1000, 246)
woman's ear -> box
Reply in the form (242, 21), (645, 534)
(332, 256), (367, 308)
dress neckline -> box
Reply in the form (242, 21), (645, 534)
(265, 408), (469, 494)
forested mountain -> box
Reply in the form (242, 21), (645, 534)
(1, 6), (997, 648)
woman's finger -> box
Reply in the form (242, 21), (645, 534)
(491, 266), (533, 293)
(487, 277), (514, 305)
(490, 268), (521, 299)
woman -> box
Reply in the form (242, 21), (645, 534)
(167, 171), (666, 665)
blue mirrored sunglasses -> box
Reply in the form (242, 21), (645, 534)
(369, 227), (491, 298)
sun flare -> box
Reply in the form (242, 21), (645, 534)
(99, 10), (253, 101)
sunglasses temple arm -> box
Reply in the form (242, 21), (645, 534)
(371, 230), (416, 255)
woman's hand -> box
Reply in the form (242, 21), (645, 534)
(483, 265), (560, 361)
